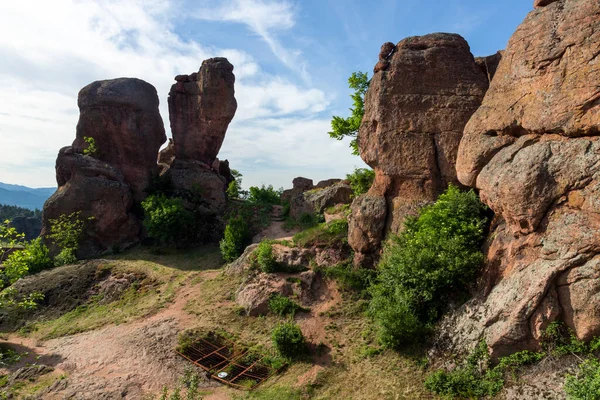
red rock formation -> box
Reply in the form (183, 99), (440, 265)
(350, 33), (489, 266)
(42, 147), (140, 256)
(449, 0), (600, 358)
(72, 78), (166, 202)
(168, 58), (237, 165)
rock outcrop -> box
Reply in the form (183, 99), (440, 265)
(42, 147), (141, 256)
(282, 177), (352, 219)
(168, 58), (237, 165)
(42, 78), (165, 256)
(349, 33), (489, 266)
(72, 78), (166, 202)
(445, 0), (600, 358)
(161, 58), (238, 212)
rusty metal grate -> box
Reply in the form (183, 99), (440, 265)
(176, 336), (278, 390)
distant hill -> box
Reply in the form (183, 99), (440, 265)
(0, 182), (56, 210)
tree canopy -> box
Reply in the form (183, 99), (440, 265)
(328, 71), (370, 155)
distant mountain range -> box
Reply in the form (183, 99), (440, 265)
(0, 182), (56, 210)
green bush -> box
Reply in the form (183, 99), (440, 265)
(565, 358), (600, 399)
(142, 194), (221, 247)
(220, 216), (251, 262)
(82, 136), (98, 157)
(425, 340), (544, 398)
(318, 261), (375, 296)
(369, 185), (488, 347)
(4, 238), (53, 279)
(248, 185), (282, 205)
(255, 241), (278, 273)
(272, 322), (306, 359)
(269, 294), (307, 317)
(47, 211), (89, 264)
(142, 195), (196, 246)
(346, 168), (375, 197)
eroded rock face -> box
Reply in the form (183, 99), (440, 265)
(168, 58), (237, 165)
(303, 182), (353, 215)
(72, 78), (166, 202)
(350, 33), (488, 266)
(446, 0), (600, 358)
(42, 147), (140, 257)
(162, 159), (227, 212)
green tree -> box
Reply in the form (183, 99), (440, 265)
(329, 71), (370, 155)
(346, 168), (375, 197)
(226, 169), (247, 200)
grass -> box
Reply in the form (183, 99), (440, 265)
(5, 241), (433, 400)
(292, 219), (348, 248)
(21, 245), (224, 340)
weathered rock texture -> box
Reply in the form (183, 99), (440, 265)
(161, 58), (238, 212)
(168, 58), (237, 165)
(350, 33), (489, 266)
(282, 177), (351, 219)
(42, 78), (166, 256)
(446, 0), (600, 358)
(42, 147), (141, 256)
(72, 78), (166, 202)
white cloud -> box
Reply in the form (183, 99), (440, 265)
(0, 0), (360, 190)
(193, 0), (310, 82)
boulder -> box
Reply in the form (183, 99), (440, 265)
(351, 33), (488, 266)
(303, 182), (353, 214)
(444, 0), (600, 358)
(315, 179), (342, 189)
(72, 78), (166, 202)
(236, 273), (292, 316)
(168, 58), (237, 165)
(41, 147), (140, 257)
(348, 195), (387, 268)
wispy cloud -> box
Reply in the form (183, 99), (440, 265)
(192, 0), (310, 82)
(0, 0), (355, 189)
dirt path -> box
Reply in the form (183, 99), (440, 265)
(0, 216), (331, 399)
(2, 280), (221, 399)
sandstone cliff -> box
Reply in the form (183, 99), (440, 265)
(349, 33), (490, 266)
(439, 0), (600, 358)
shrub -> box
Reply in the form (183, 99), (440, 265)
(369, 185), (489, 348)
(565, 358), (600, 399)
(4, 238), (53, 279)
(269, 294), (307, 317)
(82, 136), (98, 157)
(0, 220), (25, 264)
(272, 322), (306, 359)
(255, 241), (278, 273)
(346, 168), (375, 197)
(47, 211), (89, 264)
(248, 185), (282, 205)
(142, 194), (203, 247)
(425, 339), (546, 398)
(220, 215), (251, 262)
(318, 261), (375, 296)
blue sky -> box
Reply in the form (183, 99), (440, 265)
(0, 0), (533, 190)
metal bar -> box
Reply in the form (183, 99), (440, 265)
(230, 360), (259, 383)
(194, 345), (228, 363)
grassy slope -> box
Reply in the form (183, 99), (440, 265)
(6, 244), (433, 399)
